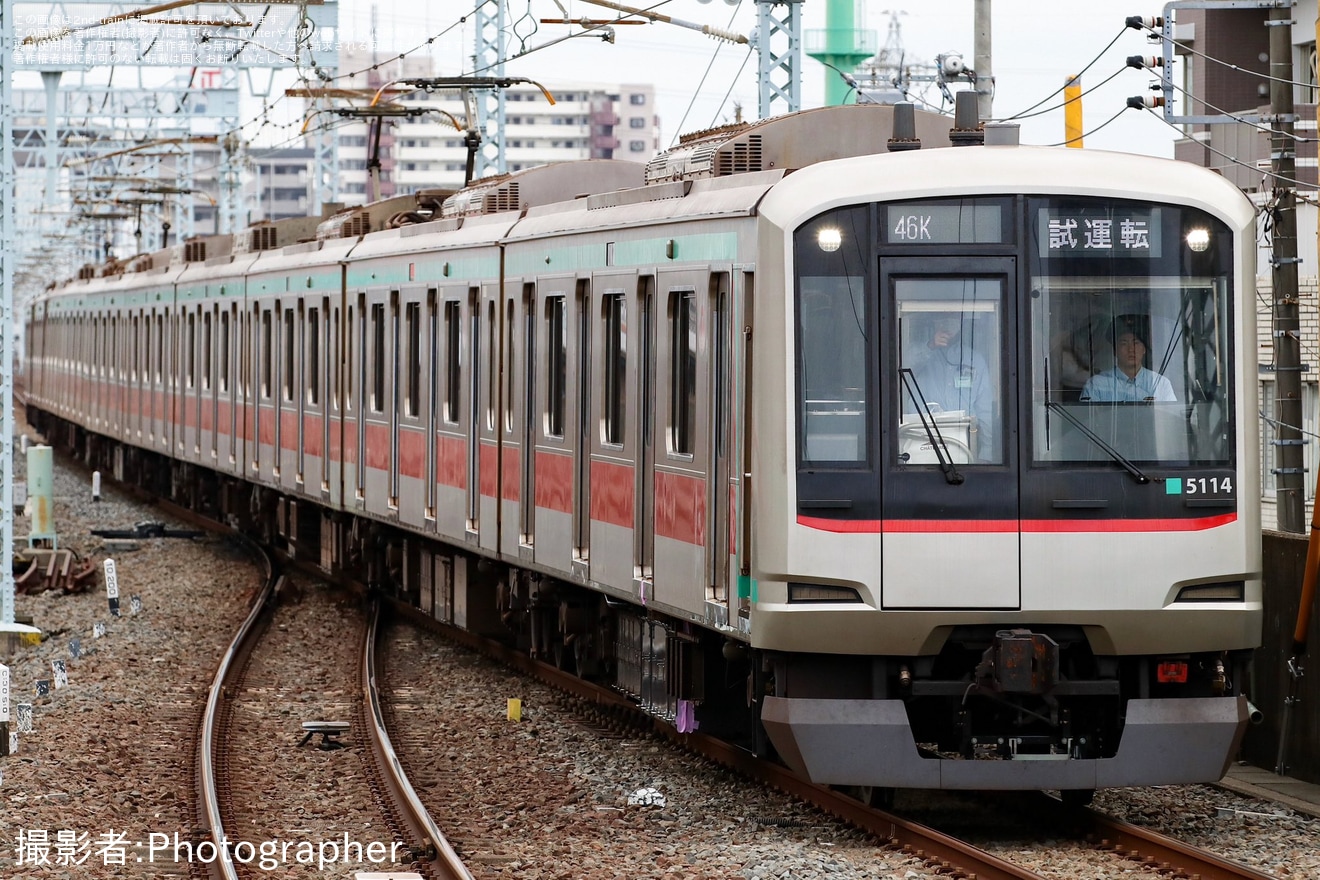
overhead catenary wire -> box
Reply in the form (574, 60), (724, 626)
(670, 0), (744, 145)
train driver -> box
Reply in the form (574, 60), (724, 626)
(1080, 314), (1176, 403)
(905, 312), (997, 462)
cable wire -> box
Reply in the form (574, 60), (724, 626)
(1136, 19), (1318, 90)
(1004, 65), (1127, 121)
(997, 26), (1130, 121)
(1042, 105), (1131, 147)
(1141, 107), (1316, 191)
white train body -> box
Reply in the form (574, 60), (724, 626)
(25, 106), (1260, 795)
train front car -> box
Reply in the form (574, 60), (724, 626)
(754, 142), (1261, 797)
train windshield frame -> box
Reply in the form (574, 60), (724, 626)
(1026, 197), (1234, 469)
(792, 196), (1236, 496)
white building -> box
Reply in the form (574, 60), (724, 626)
(334, 48), (660, 200)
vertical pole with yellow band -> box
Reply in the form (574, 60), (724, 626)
(1064, 74), (1083, 148)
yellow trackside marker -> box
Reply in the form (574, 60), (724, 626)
(507, 698), (522, 722)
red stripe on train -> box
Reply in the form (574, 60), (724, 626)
(590, 459), (633, 528)
(796, 513), (1238, 533)
(656, 471), (706, 546)
(437, 434), (466, 489)
(501, 446), (520, 502)
(399, 426), (424, 479)
(535, 451), (573, 514)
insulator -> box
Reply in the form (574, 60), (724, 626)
(1126, 95), (1165, 109)
(1126, 55), (1163, 69)
(1125, 15), (1163, 30)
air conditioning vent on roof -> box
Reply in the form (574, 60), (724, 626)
(249, 225), (278, 251)
(717, 134), (763, 176)
(340, 209), (371, 238)
(483, 182), (521, 214)
(184, 240), (207, 262)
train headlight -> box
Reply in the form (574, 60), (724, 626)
(1185, 228), (1211, 252)
(817, 227), (842, 252)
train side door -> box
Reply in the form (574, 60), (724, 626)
(519, 284), (537, 553)
(707, 272), (732, 619)
(634, 276), (656, 593)
(880, 257), (1020, 609)
(388, 290), (401, 511)
(465, 286), (481, 541)
(572, 279), (591, 578)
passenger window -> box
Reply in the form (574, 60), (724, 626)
(405, 302), (419, 417)
(546, 295), (566, 438)
(444, 301), (461, 423)
(669, 290), (696, 455)
(603, 293), (627, 446)
(308, 307), (321, 406)
(371, 303), (385, 413)
(283, 308), (295, 402)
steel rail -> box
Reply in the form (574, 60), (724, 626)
(363, 600), (474, 880)
(198, 550), (279, 880)
(387, 600), (1048, 880)
(1078, 805), (1279, 880)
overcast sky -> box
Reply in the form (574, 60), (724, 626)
(333, 1), (1180, 157)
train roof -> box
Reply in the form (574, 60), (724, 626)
(759, 141), (1259, 233)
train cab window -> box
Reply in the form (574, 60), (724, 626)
(795, 205), (870, 465)
(546, 295), (567, 438)
(896, 281), (1004, 465)
(603, 292), (627, 446)
(1027, 199), (1233, 467)
(444, 301), (461, 424)
(371, 303), (386, 413)
(670, 290), (697, 456)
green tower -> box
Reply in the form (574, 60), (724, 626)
(805, 0), (877, 106)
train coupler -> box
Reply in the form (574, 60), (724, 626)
(975, 628), (1060, 694)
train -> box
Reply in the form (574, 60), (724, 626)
(24, 103), (1261, 803)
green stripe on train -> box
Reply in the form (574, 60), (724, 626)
(505, 232), (739, 275)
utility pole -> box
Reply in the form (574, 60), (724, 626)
(973, 0), (993, 120)
(1269, 5), (1304, 533)
(1063, 75), (1083, 148)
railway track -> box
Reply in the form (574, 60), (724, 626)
(56, 464), (1281, 880)
(384, 598), (1287, 880)
(193, 560), (467, 880)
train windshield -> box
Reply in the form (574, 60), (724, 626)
(1027, 198), (1233, 467)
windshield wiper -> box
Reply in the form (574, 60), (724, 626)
(900, 368), (964, 485)
(1044, 400), (1153, 484)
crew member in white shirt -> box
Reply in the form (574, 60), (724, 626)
(1080, 316), (1176, 403)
